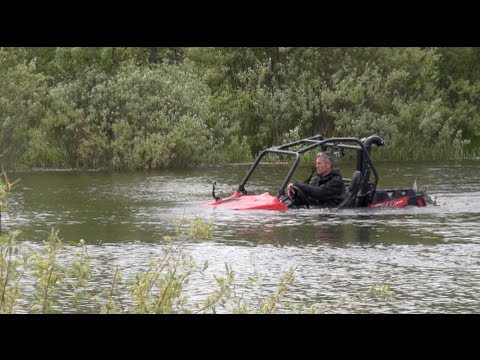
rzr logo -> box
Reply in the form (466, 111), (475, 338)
(371, 197), (408, 208)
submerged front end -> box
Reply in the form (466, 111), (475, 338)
(203, 191), (289, 211)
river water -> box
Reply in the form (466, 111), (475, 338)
(5, 160), (480, 313)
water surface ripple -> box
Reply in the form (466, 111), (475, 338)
(6, 160), (480, 313)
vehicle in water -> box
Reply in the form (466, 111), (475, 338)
(204, 134), (436, 211)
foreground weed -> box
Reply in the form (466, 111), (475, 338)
(30, 229), (65, 313)
(0, 230), (27, 313)
(101, 265), (123, 314)
(194, 263), (235, 314)
(65, 239), (96, 310)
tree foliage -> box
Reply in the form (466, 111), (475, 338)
(1, 47), (479, 169)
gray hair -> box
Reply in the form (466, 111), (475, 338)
(316, 152), (334, 166)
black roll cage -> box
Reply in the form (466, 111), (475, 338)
(237, 134), (385, 202)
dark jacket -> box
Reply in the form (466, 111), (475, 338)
(292, 169), (346, 207)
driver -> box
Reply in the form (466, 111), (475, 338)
(286, 152), (345, 207)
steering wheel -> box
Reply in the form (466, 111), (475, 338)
(288, 184), (310, 209)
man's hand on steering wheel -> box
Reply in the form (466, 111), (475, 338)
(286, 183), (295, 199)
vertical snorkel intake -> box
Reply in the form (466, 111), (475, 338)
(356, 135), (384, 175)
(355, 135), (385, 206)
(362, 134), (385, 152)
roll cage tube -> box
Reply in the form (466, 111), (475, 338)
(238, 134), (325, 196)
(237, 135), (384, 199)
(237, 149), (300, 196)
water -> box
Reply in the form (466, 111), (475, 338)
(4, 160), (480, 313)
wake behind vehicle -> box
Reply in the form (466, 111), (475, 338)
(204, 134), (436, 211)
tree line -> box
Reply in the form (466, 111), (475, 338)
(1, 47), (479, 170)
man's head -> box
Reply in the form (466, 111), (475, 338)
(315, 152), (334, 176)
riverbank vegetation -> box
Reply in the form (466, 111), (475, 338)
(1, 47), (479, 170)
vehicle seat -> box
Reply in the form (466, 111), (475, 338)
(337, 170), (362, 209)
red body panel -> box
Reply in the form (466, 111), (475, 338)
(205, 194), (427, 210)
(203, 192), (289, 211)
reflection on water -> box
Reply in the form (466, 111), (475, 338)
(5, 160), (480, 313)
